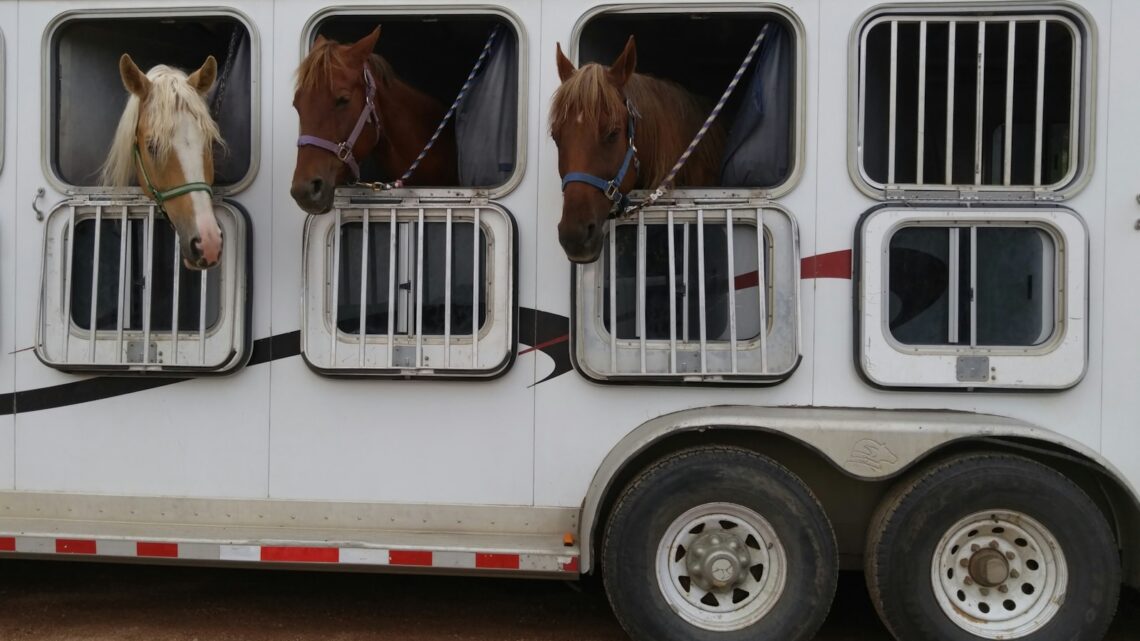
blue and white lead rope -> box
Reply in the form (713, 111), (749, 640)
(363, 25), (502, 190)
(621, 22), (772, 217)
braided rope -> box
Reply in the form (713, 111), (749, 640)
(622, 23), (771, 216)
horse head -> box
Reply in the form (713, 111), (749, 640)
(103, 54), (224, 270)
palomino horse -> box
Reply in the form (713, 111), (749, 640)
(291, 26), (458, 215)
(101, 54), (225, 270)
(550, 36), (725, 263)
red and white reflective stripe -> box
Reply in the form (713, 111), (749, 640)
(0, 535), (578, 574)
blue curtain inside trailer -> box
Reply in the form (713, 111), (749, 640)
(455, 29), (519, 188)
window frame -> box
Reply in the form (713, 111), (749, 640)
(301, 5), (529, 201)
(855, 205), (1088, 390)
(568, 2), (807, 201)
(847, 2), (1096, 201)
(41, 7), (262, 196)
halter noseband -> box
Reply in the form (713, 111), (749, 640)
(560, 98), (640, 219)
(133, 144), (214, 214)
(296, 65), (381, 181)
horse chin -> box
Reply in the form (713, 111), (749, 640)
(564, 246), (604, 264)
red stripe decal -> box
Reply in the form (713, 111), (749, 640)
(0, 537), (15, 552)
(800, 249), (852, 280)
(734, 271), (760, 290)
(519, 334), (569, 356)
(56, 539), (97, 554)
(560, 557), (580, 573)
(475, 553), (520, 570)
(389, 550), (433, 566)
(136, 542), (179, 558)
(260, 546), (339, 563)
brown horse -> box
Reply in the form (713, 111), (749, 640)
(291, 27), (458, 215)
(550, 36), (725, 263)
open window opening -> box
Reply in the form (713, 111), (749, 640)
(49, 12), (255, 191)
(574, 206), (798, 384)
(576, 9), (800, 192)
(311, 12), (520, 191)
(855, 8), (1089, 196)
(302, 203), (516, 378)
(856, 207), (1087, 390)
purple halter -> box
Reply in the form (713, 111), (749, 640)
(296, 65), (380, 181)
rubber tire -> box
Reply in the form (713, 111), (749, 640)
(602, 446), (838, 641)
(866, 454), (1120, 641)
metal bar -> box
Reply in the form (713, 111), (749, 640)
(917, 21), (927, 184)
(696, 209), (707, 374)
(1004, 20), (1016, 186)
(116, 206), (128, 362)
(358, 208), (370, 367)
(472, 208), (480, 368)
(170, 228), (180, 364)
(415, 207), (425, 368)
(1034, 19), (1046, 186)
(608, 220), (617, 374)
(682, 222), (690, 341)
(637, 211), (646, 374)
(329, 208), (342, 366)
(444, 208), (452, 368)
(949, 228), (960, 344)
(142, 206), (155, 365)
(756, 209), (768, 372)
(946, 21), (957, 185)
(667, 209), (677, 373)
(88, 206), (103, 362)
(970, 225), (978, 348)
(726, 209), (738, 374)
(62, 206), (76, 357)
(974, 21), (986, 186)
(888, 20), (898, 185)
(387, 208), (397, 368)
(198, 267), (206, 365)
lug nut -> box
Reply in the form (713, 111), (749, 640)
(989, 540), (1000, 549)
(1010, 570), (1020, 579)
(971, 544), (981, 552)
(980, 588), (990, 596)
(960, 559), (970, 568)
(964, 577), (974, 586)
(1006, 551), (1015, 561)
(998, 585), (1009, 593)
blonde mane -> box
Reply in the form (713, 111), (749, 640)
(101, 65), (225, 187)
(549, 64), (724, 187)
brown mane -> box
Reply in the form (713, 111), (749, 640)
(549, 64), (724, 187)
(295, 39), (393, 92)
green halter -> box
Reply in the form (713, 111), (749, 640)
(133, 144), (213, 211)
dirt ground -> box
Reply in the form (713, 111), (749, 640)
(0, 560), (1135, 640)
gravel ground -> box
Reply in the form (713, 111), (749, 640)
(0, 559), (1134, 640)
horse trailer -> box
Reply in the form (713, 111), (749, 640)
(0, 0), (1136, 639)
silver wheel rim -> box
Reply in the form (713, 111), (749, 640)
(655, 502), (787, 631)
(931, 510), (1068, 639)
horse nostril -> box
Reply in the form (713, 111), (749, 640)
(585, 222), (597, 240)
(190, 236), (203, 259)
(309, 178), (325, 200)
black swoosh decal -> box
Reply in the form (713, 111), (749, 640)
(518, 307), (572, 386)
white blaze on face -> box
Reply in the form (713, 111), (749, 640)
(173, 113), (222, 265)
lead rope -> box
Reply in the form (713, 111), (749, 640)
(359, 25), (502, 190)
(619, 22), (772, 218)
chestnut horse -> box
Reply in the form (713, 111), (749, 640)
(291, 27), (458, 214)
(101, 54), (224, 269)
(550, 36), (725, 263)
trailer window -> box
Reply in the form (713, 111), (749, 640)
(853, 8), (1091, 197)
(856, 208), (1087, 390)
(302, 204), (516, 378)
(311, 12), (521, 191)
(49, 12), (256, 191)
(577, 9), (801, 193)
(574, 206), (798, 384)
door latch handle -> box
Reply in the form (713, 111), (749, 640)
(32, 187), (45, 221)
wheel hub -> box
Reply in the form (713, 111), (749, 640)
(968, 548), (1010, 587)
(686, 531), (752, 590)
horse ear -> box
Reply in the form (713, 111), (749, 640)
(607, 35), (637, 89)
(555, 43), (576, 83)
(119, 53), (151, 100)
(349, 26), (382, 61)
(188, 55), (218, 95)
(314, 33), (329, 48)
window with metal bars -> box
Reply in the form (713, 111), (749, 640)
(36, 200), (251, 374)
(574, 205), (798, 384)
(302, 204), (516, 378)
(854, 8), (1089, 196)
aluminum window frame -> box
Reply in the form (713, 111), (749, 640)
(301, 5), (529, 202)
(847, 2), (1096, 201)
(568, 2), (807, 201)
(855, 206), (1088, 390)
(41, 6), (262, 197)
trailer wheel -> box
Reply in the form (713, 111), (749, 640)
(602, 446), (837, 641)
(866, 454), (1120, 641)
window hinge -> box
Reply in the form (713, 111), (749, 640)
(883, 186), (908, 201)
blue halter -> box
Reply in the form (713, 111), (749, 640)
(561, 99), (640, 219)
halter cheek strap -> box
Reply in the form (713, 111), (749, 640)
(296, 65), (381, 181)
(560, 99), (640, 218)
(133, 145), (214, 213)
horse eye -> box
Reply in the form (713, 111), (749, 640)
(145, 139), (159, 156)
(604, 128), (621, 143)
(334, 96), (350, 108)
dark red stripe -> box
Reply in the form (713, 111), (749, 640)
(136, 542), (178, 558)
(518, 334), (569, 356)
(801, 249), (852, 279)
(0, 537), (14, 552)
(560, 557), (580, 573)
(260, 546), (339, 563)
(734, 271), (760, 290)
(56, 539), (96, 554)
(388, 550), (432, 566)
(475, 553), (519, 570)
